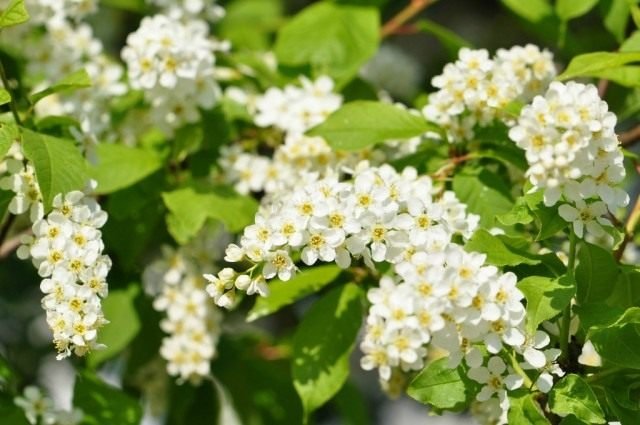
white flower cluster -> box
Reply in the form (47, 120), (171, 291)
(254, 76), (342, 136)
(147, 0), (225, 21)
(143, 231), (225, 383)
(18, 191), (111, 359)
(14, 386), (83, 425)
(0, 142), (44, 222)
(121, 14), (225, 133)
(509, 81), (628, 238)
(206, 163), (479, 307)
(25, 0), (98, 23)
(423, 44), (556, 142)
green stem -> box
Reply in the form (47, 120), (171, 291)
(0, 59), (21, 126)
(508, 350), (534, 389)
(560, 229), (577, 362)
(586, 366), (625, 384)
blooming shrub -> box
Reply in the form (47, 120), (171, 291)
(0, 0), (639, 424)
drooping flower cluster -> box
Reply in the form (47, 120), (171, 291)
(147, 0), (225, 21)
(206, 163), (479, 307)
(25, 0), (98, 23)
(509, 81), (628, 238)
(143, 229), (226, 383)
(18, 190), (111, 359)
(14, 386), (83, 425)
(423, 44), (556, 142)
(121, 14), (226, 133)
(254, 76), (343, 136)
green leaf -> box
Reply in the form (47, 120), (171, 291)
(508, 390), (551, 424)
(307, 101), (435, 150)
(497, 197), (534, 226)
(465, 229), (541, 266)
(606, 265), (640, 308)
(292, 283), (363, 417)
(21, 129), (88, 208)
(274, 2), (379, 86)
(600, 0), (636, 42)
(29, 69), (92, 104)
(0, 398), (29, 425)
(556, 0), (598, 20)
(334, 382), (371, 425)
(162, 184), (258, 244)
(74, 372), (142, 425)
(0, 88), (10, 106)
(416, 20), (473, 57)
(523, 190), (568, 240)
(500, 0), (553, 22)
(87, 285), (141, 368)
(219, 0), (282, 50)
(452, 167), (514, 228)
(621, 31), (640, 52)
(0, 122), (19, 160)
(0, 0), (29, 28)
(408, 358), (478, 411)
(584, 66), (640, 87)
(248, 265), (342, 322)
(548, 374), (606, 424)
(575, 303), (625, 333)
(575, 242), (619, 305)
(557, 51), (640, 80)
(605, 387), (640, 425)
(589, 307), (640, 369)
(518, 275), (575, 335)
(89, 144), (163, 194)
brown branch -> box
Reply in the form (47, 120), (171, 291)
(381, 0), (436, 39)
(597, 79), (609, 98)
(614, 194), (640, 262)
(619, 125), (640, 147)
(0, 227), (30, 259)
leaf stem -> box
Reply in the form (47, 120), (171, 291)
(380, 0), (436, 39)
(559, 229), (577, 363)
(0, 59), (21, 126)
(508, 350), (534, 389)
(585, 366), (625, 384)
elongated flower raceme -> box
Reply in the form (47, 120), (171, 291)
(18, 190), (111, 359)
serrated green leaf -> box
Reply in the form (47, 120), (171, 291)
(74, 372), (142, 425)
(556, 0), (598, 20)
(408, 358), (478, 411)
(162, 184), (258, 244)
(557, 51), (640, 80)
(87, 285), (141, 368)
(518, 275), (575, 335)
(248, 265), (342, 322)
(589, 307), (640, 369)
(575, 242), (619, 305)
(29, 69), (92, 104)
(508, 390), (551, 424)
(21, 129), (88, 208)
(89, 144), (163, 194)
(292, 283), (363, 418)
(465, 229), (540, 266)
(274, 2), (379, 86)
(307, 101), (435, 150)
(497, 197), (534, 226)
(219, 0), (282, 50)
(0, 0), (29, 28)
(453, 167), (514, 228)
(548, 374), (606, 424)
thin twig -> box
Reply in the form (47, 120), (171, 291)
(614, 194), (640, 261)
(619, 125), (640, 147)
(0, 60), (21, 126)
(381, 0), (436, 39)
(597, 79), (609, 99)
(0, 226), (30, 258)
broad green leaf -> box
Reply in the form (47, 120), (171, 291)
(408, 358), (478, 411)
(334, 382), (371, 425)
(274, 2), (379, 85)
(600, 0), (636, 42)
(0, 121), (19, 160)
(416, 20), (472, 57)
(452, 167), (514, 228)
(0, 88), (10, 106)
(584, 66), (640, 87)
(29, 69), (92, 104)
(465, 229), (540, 266)
(0, 399), (29, 425)
(523, 189), (568, 240)
(575, 303), (625, 333)
(248, 265), (342, 322)
(89, 144), (163, 194)
(500, 0), (553, 22)
(292, 283), (363, 417)
(74, 372), (142, 425)
(589, 307), (640, 369)
(518, 275), (575, 335)
(307, 101), (435, 150)
(605, 387), (640, 425)
(548, 374), (606, 424)
(575, 242), (619, 305)
(508, 390), (551, 424)
(162, 184), (258, 243)
(21, 129), (88, 208)
(621, 31), (640, 51)
(557, 52), (640, 80)
(87, 285), (141, 368)
(606, 265), (640, 308)
(497, 197), (534, 226)
(0, 0), (29, 28)
(219, 0), (282, 50)
(556, 0), (598, 20)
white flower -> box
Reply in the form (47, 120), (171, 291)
(468, 356), (523, 402)
(578, 340), (602, 367)
(558, 200), (611, 238)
